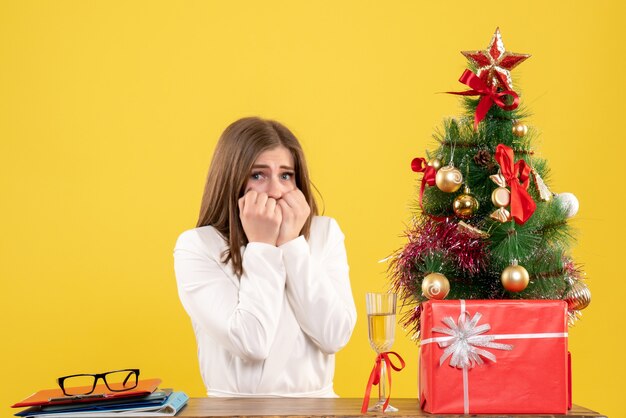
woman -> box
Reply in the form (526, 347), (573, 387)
(174, 117), (357, 397)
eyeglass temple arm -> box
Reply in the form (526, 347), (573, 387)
(122, 371), (134, 386)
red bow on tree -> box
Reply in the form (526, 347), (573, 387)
(361, 351), (405, 413)
(495, 144), (536, 225)
(448, 69), (520, 131)
(411, 157), (436, 209)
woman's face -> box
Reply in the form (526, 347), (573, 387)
(244, 145), (296, 200)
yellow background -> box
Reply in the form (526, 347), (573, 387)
(1, 1), (623, 416)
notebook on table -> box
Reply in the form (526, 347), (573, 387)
(12, 379), (162, 408)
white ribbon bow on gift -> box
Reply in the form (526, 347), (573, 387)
(432, 311), (513, 369)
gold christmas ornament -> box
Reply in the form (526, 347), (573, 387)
(512, 121), (528, 137)
(435, 165), (463, 193)
(421, 273), (450, 300)
(564, 280), (591, 311)
(490, 172), (507, 188)
(457, 221), (490, 238)
(531, 168), (553, 202)
(428, 158), (442, 170)
(490, 208), (511, 222)
(453, 188), (479, 219)
(489, 172), (511, 222)
(491, 187), (511, 207)
(501, 260), (530, 292)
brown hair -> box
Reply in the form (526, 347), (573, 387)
(197, 116), (319, 277)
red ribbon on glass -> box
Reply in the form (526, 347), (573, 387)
(447, 69), (520, 131)
(360, 351), (405, 413)
(495, 144), (536, 225)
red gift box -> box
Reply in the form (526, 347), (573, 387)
(419, 299), (570, 414)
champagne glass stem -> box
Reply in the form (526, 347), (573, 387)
(368, 357), (398, 412)
(378, 358), (388, 405)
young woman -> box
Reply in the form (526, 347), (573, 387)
(174, 117), (357, 397)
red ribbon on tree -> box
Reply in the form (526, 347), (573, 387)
(448, 69), (520, 131)
(411, 158), (447, 221)
(495, 144), (536, 225)
(361, 351), (405, 414)
(411, 157), (436, 208)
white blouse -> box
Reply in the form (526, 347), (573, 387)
(174, 216), (357, 397)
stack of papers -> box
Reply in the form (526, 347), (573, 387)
(12, 379), (188, 417)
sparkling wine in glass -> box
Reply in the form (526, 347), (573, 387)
(366, 292), (397, 412)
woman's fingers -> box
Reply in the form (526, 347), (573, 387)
(265, 196), (277, 215)
(239, 191), (282, 245)
(238, 189), (312, 246)
(283, 189), (311, 219)
(238, 195), (245, 212)
(256, 192), (268, 209)
(275, 189), (311, 246)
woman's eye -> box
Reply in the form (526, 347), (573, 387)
(251, 172), (264, 180)
(281, 172), (294, 180)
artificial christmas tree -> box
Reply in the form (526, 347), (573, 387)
(390, 28), (589, 414)
(391, 27), (590, 337)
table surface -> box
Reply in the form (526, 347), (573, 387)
(173, 398), (606, 418)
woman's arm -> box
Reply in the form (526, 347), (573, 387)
(280, 217), (357, 354)
(174, 229), (286, 361)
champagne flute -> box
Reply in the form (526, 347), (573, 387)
(366, 292), (397, 412)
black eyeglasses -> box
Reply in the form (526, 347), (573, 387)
(57, 369), (140, 396)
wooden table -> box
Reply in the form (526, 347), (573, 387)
(174, 398), (606, 417)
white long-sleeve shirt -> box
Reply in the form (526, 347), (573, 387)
(174, 216), (357, 397)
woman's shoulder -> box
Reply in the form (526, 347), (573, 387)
(175, 225), (227, 255)
(310, 216), (345, 240)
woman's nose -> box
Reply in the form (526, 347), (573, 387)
(267, 177), (283, 200)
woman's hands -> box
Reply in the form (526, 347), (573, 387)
(239, 191), (283, 245)
(239, 189), (310, 246)
(276, 189), (311, 246)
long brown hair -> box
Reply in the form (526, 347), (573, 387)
(197, 117), (319, 277)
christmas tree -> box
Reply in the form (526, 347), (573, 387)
(390, 28), (591, 339)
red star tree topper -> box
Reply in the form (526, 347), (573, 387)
(461, 27), (530, 90)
